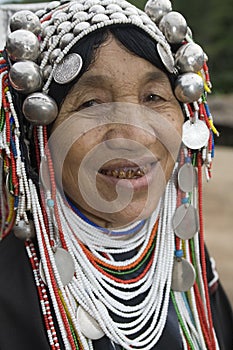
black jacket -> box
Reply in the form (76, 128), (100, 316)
(0, 233), (232, 350)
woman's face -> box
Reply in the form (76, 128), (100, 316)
(51, 36), (184, 228)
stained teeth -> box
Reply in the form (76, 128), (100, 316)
(100, 167), (146, 179)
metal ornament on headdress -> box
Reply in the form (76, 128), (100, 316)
(53, 53), (83, 84)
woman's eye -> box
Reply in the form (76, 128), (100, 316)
(80, 99), (99, 109)
(144, 94), (163, 103)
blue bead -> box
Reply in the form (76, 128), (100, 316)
(181, 197), (189, 204)
(185, 156), (191, 163)
(175, 249), (183, 258)
(47, 199), (54, 208)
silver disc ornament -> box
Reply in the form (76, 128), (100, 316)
(178, 162), (197, 192)
(23, 92), (58, 125)
(6, 29), (40, 62)
(9, 61), (43, 94)
(76, 306), (105, 340)
(53, 53), (83, 84)
(172, 257), (196, 292)
(182, 119), (210, 150)
(39, 247), (75, 286)
(172, 203), (199, 240)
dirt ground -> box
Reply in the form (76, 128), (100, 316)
(203, 146), (233, 306)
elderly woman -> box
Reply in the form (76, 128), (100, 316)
(0, 0), (232, 349)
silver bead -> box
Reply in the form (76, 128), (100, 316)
(145, 0), (172, 24)
(14, 220), (35, 240)
(48, 35), (59, 48)
(23, 92), (58, 125)
(6, 29), (40, 62)
(59, 33), (75, 50)
(9, 61), (43, 94)
(10, 10), (42, 35)
(175, 43), (205, 73)
(175, 72), (204, 103)
(52, 11), (68, 24)
(159, 11), (187, 44)
(106, 4), (123, 12)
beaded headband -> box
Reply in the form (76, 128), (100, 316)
(5, 0), (208, 125)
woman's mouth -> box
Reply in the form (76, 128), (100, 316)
(99, 165), (148, 179)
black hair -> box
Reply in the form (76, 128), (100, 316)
(49, 25), (176, 108)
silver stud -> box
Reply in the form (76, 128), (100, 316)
(175, 43), (205, 73)
(23, 92), (58, 125)
(106, 4), (123, 12)
(110, 12), (127, 21)
(91, 13), (109, 23)
(45, 1), (60, 11)
(42, 24), (56, 38)
(9, 61), (43, 94)
(59, 33), (75, 50)
(145, 0), (172, 24)
(57, 21), (72, 34)
(49, 48), (62, 64)
(159, 11), (187, 44)
(89, 4), (106, 14)
(69, 3), (85, 12)
(174, 72), (204, 103)
(72, 11), (89, 21)
(10, 10), (42, 35)
(73, 21), (91, 34)
(129, 14), (143, 25)
(43, 65), (52, 81)
(6, 29), (40, 62)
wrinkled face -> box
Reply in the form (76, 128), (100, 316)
(51, 36), (184, 228)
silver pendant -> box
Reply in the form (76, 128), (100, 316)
(76, 306), (105, 340)
(39, 248), (75, 286)
(172, 204), (199, 240)
(53, 53), (83, 84)
(171, 257), (196, 292)
(182, 119), (210, 150)
(157, 42), (175, 73)
(178, 163), (197, 192)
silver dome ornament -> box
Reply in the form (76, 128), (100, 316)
(159, 11), (187, 44)
(23, 92), (58, 125)
(9, 61), (43, 94)
(49, 48), (62, 64)
(13, 220), (35, 240)
(145, 0), (172, 24)
(175, 43), (205, 73)
(174, 72), (204, 103)
(59, 33), (75, 50)
(6, 29), (40, 62)
(10, 10), (42, 35)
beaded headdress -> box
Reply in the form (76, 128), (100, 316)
(0, 1), (219, 350)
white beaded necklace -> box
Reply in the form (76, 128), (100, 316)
(33, 174), (177, 350)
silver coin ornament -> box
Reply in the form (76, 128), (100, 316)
(159, 11), (187, 44)
(53, 53), (83, 84)
(10, 10), (42, 35)
(172, 203), (199, 240)
(23, 92), (58, 125)
(39, 248), (75, 286)
(145, 0), (172, 24)
(171, 257), (196, 292)
(13, 219), (35, 240)
(174, 72), (204, 103)
(157, 43), (175, 73)
(76, 306), (105, 340)
(9, 61), (43, 94)
(182, 119), (210, 150)
(178, 162), (197, 192)
(6, 29), (40, 62)
(175, 42), (205, 73)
